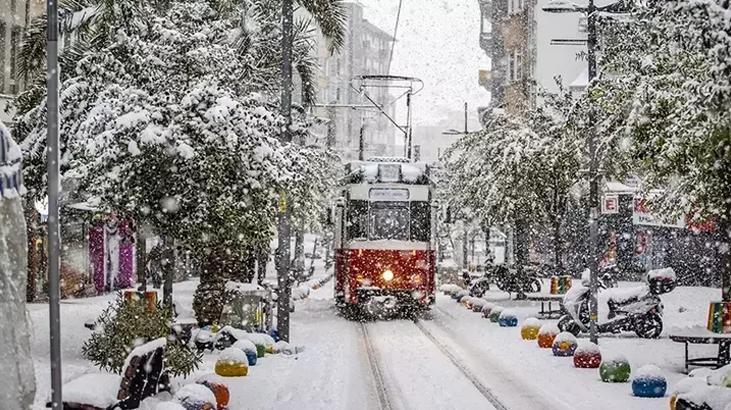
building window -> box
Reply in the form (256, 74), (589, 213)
(508, 49), (523, 82)
(508, 0), (523, 15)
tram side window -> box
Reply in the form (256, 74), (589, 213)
(347, 200), (369, 240)
(410, 201), (430, 242)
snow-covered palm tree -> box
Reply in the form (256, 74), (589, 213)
(16, 0), (346, 113)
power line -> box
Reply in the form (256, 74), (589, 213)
(387, 0), (404, 74)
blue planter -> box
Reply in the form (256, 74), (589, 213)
(245, 349), (258, 366)
(632, 377), (667, 398)
(498, 317), (518, 327)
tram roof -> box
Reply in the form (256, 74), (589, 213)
(343, 160), (432, 185)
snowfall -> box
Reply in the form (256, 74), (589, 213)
(29, 260), (724, 409)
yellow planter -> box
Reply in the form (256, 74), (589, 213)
(215, 361), (248, 377)
(521, 326), (540, 340)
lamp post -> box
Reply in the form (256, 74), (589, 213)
(277, 0), (294, 343)
(46, 0), (63, 405)
(542, 0), (626, 344)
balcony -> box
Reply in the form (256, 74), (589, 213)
(480, 31), (493, 54)
(478, 69), (492, 90)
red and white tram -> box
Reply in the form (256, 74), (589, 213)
(332, 159), (437, 315)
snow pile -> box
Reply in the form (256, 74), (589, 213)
(274, 341), (295, 355)
(647, 267), (676, 281)
(174, 383), (217, 408)
(122, 337), (166, 371)
(523, 317), (541, 328)
(438, 259), (459, 270)
(604, 286), (647, 305)
(225, 281), (265, 293)
(601, 352), (629, 365)
(499, 309), (517, 319)
(291, 285), (311, 301)
(574, 341), (600, 355)
(471, 298), (488, 309)
(61, 373), (121, 408)
(155, 402), (186, 410)
(219, 347), (248, 364)
(553, 331), (577, 344)
(233, 339), (257, 354)
(538, 323), (560, 336)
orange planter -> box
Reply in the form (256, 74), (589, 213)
(538, 333), (556, 348)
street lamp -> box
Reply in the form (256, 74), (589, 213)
(542, 0), (624, 345)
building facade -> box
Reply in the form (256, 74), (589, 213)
(478, 0), (586, 121)
(313, 2), (396, 160)
(0, 0), (44, 124)
(478, 0), (536, 119)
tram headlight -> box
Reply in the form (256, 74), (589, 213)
(382, 269), (394, 282)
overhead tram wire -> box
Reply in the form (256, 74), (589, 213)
(387, 0), (404, 75)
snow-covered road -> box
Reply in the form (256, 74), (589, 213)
(30, 276), (720, 409)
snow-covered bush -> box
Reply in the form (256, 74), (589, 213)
(82, 294), (201, 376)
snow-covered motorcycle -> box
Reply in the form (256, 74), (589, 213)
(558, 267), (677, 339)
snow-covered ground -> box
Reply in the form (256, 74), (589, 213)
(30, 271), (721, 409)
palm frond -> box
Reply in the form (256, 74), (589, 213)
(296, 0), (347, 53)
(293, 17), (319, 106)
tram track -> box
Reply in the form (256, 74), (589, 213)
(413, 318), (509, 410)
(359, 322), (394, 410)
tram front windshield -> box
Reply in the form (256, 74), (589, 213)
(369, 203), (409, 241)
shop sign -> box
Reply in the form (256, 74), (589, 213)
(632, 198), (685, 228)
(601, 195), (619, 215)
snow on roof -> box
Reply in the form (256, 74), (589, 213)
(61, 373), (122, 408)
(0, 120), (25, 200)
(604, 181), (638, 194)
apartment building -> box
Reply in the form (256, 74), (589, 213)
(478, 0), (585, 121)
(313, 2), (396, 160)
(0, 0), (44, 124)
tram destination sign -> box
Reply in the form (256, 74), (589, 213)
(369, 188), (410, 201)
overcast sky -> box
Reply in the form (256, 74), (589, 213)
(358, 0), (490, 129)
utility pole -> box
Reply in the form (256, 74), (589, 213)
(542, 0), (612, 345)
(46, 0), (63, 406)
(586, 0), (600, 345)
(276, 0), (294, 343)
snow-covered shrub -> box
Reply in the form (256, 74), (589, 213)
(82, 294), (201, 376)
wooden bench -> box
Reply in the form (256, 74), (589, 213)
(525, 293), (565, 319)
(670, 329), (731, 374)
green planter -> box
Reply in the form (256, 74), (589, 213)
(600, 359), (631, 383)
